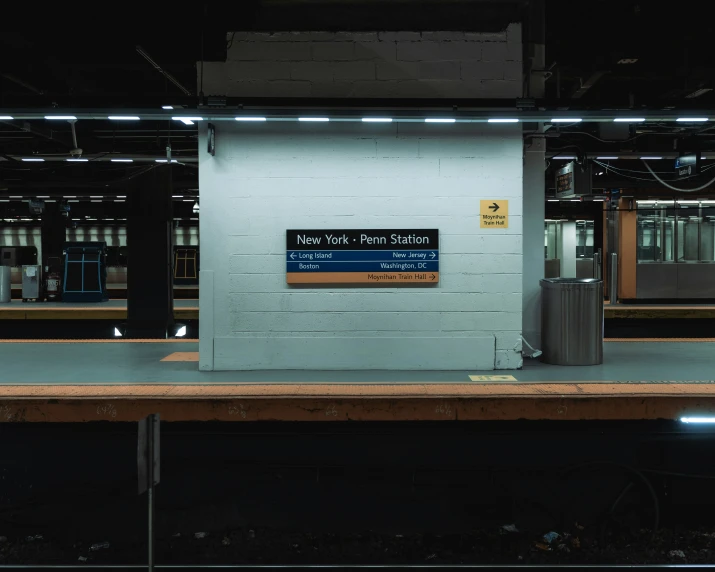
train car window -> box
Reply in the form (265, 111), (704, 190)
(678, 206), (701, 262)
(636, 206), (677, 264)
(575, 221), (594, 258)
(0, 247), (38, 266)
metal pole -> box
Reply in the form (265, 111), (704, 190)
(609, 253), (618, 305)
(148, 415), (155, 572)
(593, 249), (601, 279)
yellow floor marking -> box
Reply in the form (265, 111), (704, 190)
(161, 351), (200, 362)
(469, 375), (518, 382)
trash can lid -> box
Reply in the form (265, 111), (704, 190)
(540, 277), (603, 288)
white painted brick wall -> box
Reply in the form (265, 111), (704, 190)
(199, 122), (523, 370)
(202, 25), (522, 99)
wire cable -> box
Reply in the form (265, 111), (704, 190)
(642, 160), (715, 192)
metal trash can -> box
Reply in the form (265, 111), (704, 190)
(540, 278), (603, 365)
(0, 266), (11, 303)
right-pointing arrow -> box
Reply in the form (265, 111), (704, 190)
(488, 202), (500, 212)
(430, 274), (436, 281)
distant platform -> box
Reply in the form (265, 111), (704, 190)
(605, 304), (715, 319)
(0, 299), (198, 321)
(9, 284), (199, 300)
(0, 340), (714, 422)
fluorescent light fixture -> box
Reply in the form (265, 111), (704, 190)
(114, 200), (125, 203)
(66, 158), (88, 162)
(182, 199), (194, 202)
(155, 159), (178, 163)
(235, 117), (267, 122)
(89, 196), (103, 198)
(111, 159), (133, 163)
(488, 118), (519, 123)
(91, 200), (101, 203)
(68, 200), (79, 203)
(22, 158), (44, 162)
(685, 88), (713, 99)
(547, 199), (559, 202)
(113, 327), (123, 337)
(172, 195), (184, 198)
(425, 118), (456, 123)
(299, 117), (329, 122)
(596, 156), (619, 160)
(173, 117), (202, 125)
(108, 116), (140, 121)
(0, 115), (13, 120)
(64, 196), (76, 198)
(45, 115), (77, 120)
(175, 325), (187, 337)
(677, 118), (708, 122)
(553, 156), (576, 160)
(570, 199), (581, 202)
(36, 196), (49, 198)
(613, 118), (645, 122)
(681, 417), (715, 424)
(117, 195), (126, 198)
(362, 118), (392, 123)
(640, 156), (663, 160)
(551, 118), (582, 123)
(162, 105), (174, 110)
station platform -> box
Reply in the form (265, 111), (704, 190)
(8, 284), (199, 300)
(605, 303), (715, 319)
(0, 339), (714, 423)
(0, 299), (199, 320)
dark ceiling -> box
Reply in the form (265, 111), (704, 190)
(1, 0), (715, 196)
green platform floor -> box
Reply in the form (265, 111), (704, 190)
(0, 341), (713, 385)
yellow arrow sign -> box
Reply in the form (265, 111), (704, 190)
(480, 200), (509, 228)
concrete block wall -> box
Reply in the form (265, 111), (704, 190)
(201, 24), (522, 99)
(199, 122), (523, 370)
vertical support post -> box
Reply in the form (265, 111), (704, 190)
(147, 414), (155, 572)
(609, 253), (618, 305)
(40, 201), (65, 271)
(560, 221), (577, 277)
(522, 0), (546, 350)
(138, 413), (160, 572)
(593, 249), (602, 279)
(127, 166), (175, 338)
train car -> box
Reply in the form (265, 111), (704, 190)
(546, 196), (715, 302)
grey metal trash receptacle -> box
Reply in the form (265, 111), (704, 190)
(540, 278), (603, 365)
(0, 266), (11, 303)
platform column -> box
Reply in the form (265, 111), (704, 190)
(40, 202), (66, 269)
(522, 0), (546, 350)
(126, 165), (175, 338)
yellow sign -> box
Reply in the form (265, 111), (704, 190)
(469, 375), (518, 382)
(479, 200), (509, 228)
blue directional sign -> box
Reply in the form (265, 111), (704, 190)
(286, 229), (439, 285)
